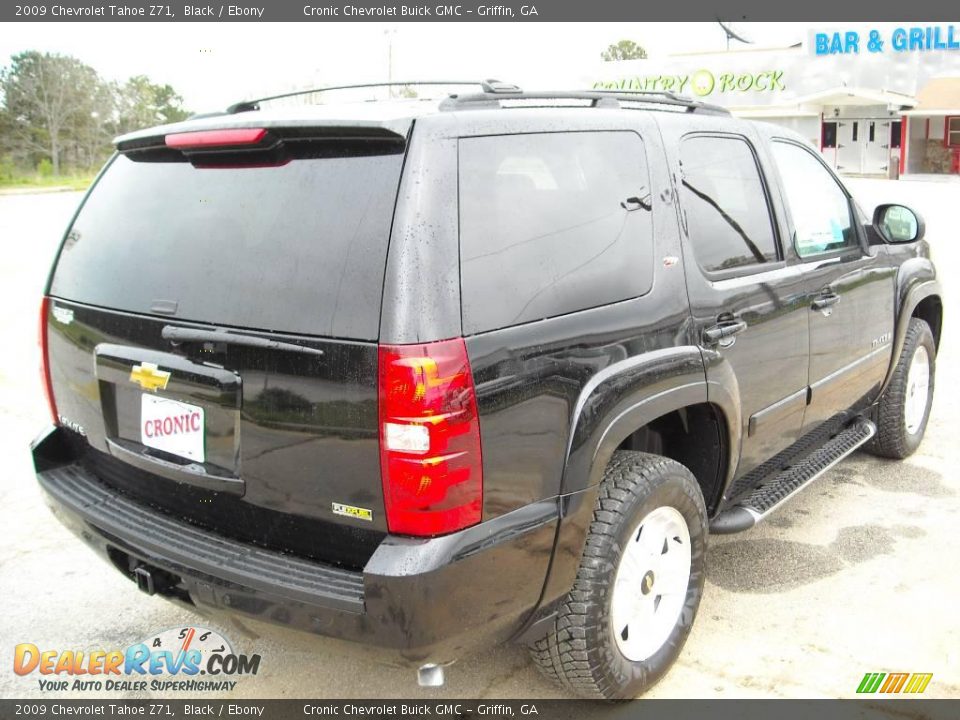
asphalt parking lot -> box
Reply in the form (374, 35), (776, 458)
(1, 179), (958, 700)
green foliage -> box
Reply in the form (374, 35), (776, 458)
(0, 156), (15, 183)
(36, 158), (53, 177)
(0, 172), (96, 190)
(0, 50), (190, 176)
(115, 75), (191, 135)
(0, 51), (104, 174)
(601, 40), (649, 62)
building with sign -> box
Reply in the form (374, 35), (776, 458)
(902, 77), (960, 174)
(590, 26), (960, 178)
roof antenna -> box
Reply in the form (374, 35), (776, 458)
(717, 20), (753, 51)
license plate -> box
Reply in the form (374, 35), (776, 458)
(140, 394), (205, 463)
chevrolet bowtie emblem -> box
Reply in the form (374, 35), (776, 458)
(129, 362), (170, 392)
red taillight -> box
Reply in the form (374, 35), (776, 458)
(39, 296), (58, 425)
(165, 128), (267, 149)
(378, 338), (483, 537)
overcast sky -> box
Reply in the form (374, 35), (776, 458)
(0, 22), (836, 112)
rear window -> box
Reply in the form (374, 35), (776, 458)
(50, 151), (404, 339)
(458, 131), (654, 334)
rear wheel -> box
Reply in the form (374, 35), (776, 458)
(868, 318), (936, 459)
(528, 451), (707, 699)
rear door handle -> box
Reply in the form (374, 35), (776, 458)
(703, 319), (748, 345)
(811, 292), (841, 311)
(620, 195), (652, 212)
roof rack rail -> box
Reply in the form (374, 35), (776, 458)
(480, 79), (522, 94)
(438, 88), (730, 116)
(227, 80), (485, 114)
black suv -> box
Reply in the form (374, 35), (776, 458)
(33, 82), (942, 699)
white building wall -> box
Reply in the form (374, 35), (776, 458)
(750, 116), (821, 148)
(930, 116), (946, 139)
(907, 116), (926, 174)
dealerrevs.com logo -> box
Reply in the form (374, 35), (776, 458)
(14, 626), (262, 693)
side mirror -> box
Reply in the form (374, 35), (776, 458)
(873, 204), (925, 244)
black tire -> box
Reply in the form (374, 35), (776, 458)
(528, 451), (708, 699)
(867, 318), (936, 459)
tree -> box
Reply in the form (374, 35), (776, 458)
(0, 53), (191, 174)
(114, 75), (189, 135)
(601, 40), (648, 62)
(0, 51), (104, 174)
(0, 106), (14, 155)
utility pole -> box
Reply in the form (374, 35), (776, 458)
(384, 28), (397, 98)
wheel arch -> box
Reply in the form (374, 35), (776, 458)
(613, 402), (731, 515)
(883, 266), (942, 395)
(516, 347), (737, 642)
(560, 346), (740, 496)
(912, 294), (942, 351)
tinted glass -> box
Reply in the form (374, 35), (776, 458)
(679, 136), (778, 273)
(771, 141), (857, 258)
(459, 131), (654, 334)
(51, 152), (404, 339)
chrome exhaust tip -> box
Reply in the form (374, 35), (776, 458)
(417, 663), (445, 687)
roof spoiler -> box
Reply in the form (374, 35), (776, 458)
(116, 124), (408, 164)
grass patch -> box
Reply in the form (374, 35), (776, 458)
(0, 173), (95, 191)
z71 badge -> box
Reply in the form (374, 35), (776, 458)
(332, 502), (373, 522)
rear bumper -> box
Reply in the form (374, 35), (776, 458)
(33, 427), (559, 666)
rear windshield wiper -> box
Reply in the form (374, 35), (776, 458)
(161, 325), (324, 356)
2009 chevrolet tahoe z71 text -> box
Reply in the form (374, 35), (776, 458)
(32, 81), (942, 699)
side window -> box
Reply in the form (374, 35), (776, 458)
(770, 141), (857, 258)
(679, 135), (779, 273)
(947, 116), (960, 148)
(458, 131), (654, 334)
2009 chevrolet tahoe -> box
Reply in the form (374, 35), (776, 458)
(32, 81), (941, 699)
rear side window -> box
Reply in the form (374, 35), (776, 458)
(51, 151), (404, 339)
(679, 135), (778, 273)
(458, 131), (654, 334)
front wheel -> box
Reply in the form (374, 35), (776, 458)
(528, 451), (707, 699)
(868, 318), (936, 459)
